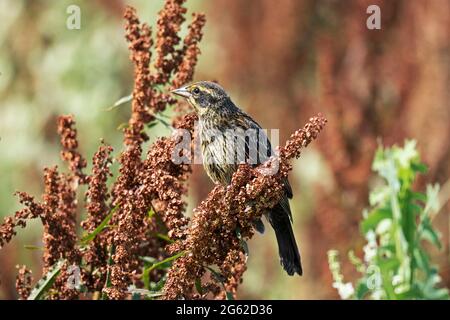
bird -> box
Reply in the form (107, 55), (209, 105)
(171, 81), (302, 276)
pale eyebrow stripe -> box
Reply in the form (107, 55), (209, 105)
(199, 86), (212, 94)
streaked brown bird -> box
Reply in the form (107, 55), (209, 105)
(172, 81), (302, 276)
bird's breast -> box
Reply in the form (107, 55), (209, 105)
(199, 123), (236, 185)
(198, 117), (273, 185)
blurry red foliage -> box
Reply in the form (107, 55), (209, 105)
(208, 0), (450, 296)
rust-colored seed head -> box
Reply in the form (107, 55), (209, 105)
(57, 115), (87, 184)
(16, 265), (33, 300)
(103, 3), (205, 299)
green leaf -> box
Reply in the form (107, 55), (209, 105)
(23, 245), (44, 251)
(141, 253), (179, 290)
(142, 251), (185, 275)
(377, 256), (400, 271)
(147, 121), (158, 129)
(142, 269), (150, 290)
(355, 281), (370, 300)
(153, 233), (174, 244)
(225, 291), (234, 300)
(420, 217), (442, 249)
(409, 203), (422, 214)
(106, 94), (132, 111)
(411, 162), (428, 174)
(81, 206), (118, 244)
(413, 247), (430, 272)
(411, 192), (427, 203)
(377, 244), (395, 260)
(195, 278), (203, 295)
(361, 208), (392, 234)
(27, 260), (65, 300)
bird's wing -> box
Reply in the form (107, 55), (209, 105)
(236, 112), (294, 220)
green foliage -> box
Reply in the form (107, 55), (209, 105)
(140, 251), (185, 291)
(328, 140), (448, 300)
(80, 205), (118, 244)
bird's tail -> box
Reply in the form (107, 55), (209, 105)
(269, 205), (303, 276)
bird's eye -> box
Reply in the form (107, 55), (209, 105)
(192, 87), (200, 95)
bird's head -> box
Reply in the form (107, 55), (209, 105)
(171, 81), (235, 117)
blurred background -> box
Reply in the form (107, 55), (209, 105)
(0, 0), (448, 299)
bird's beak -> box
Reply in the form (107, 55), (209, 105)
(171, 86), (191, 98)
